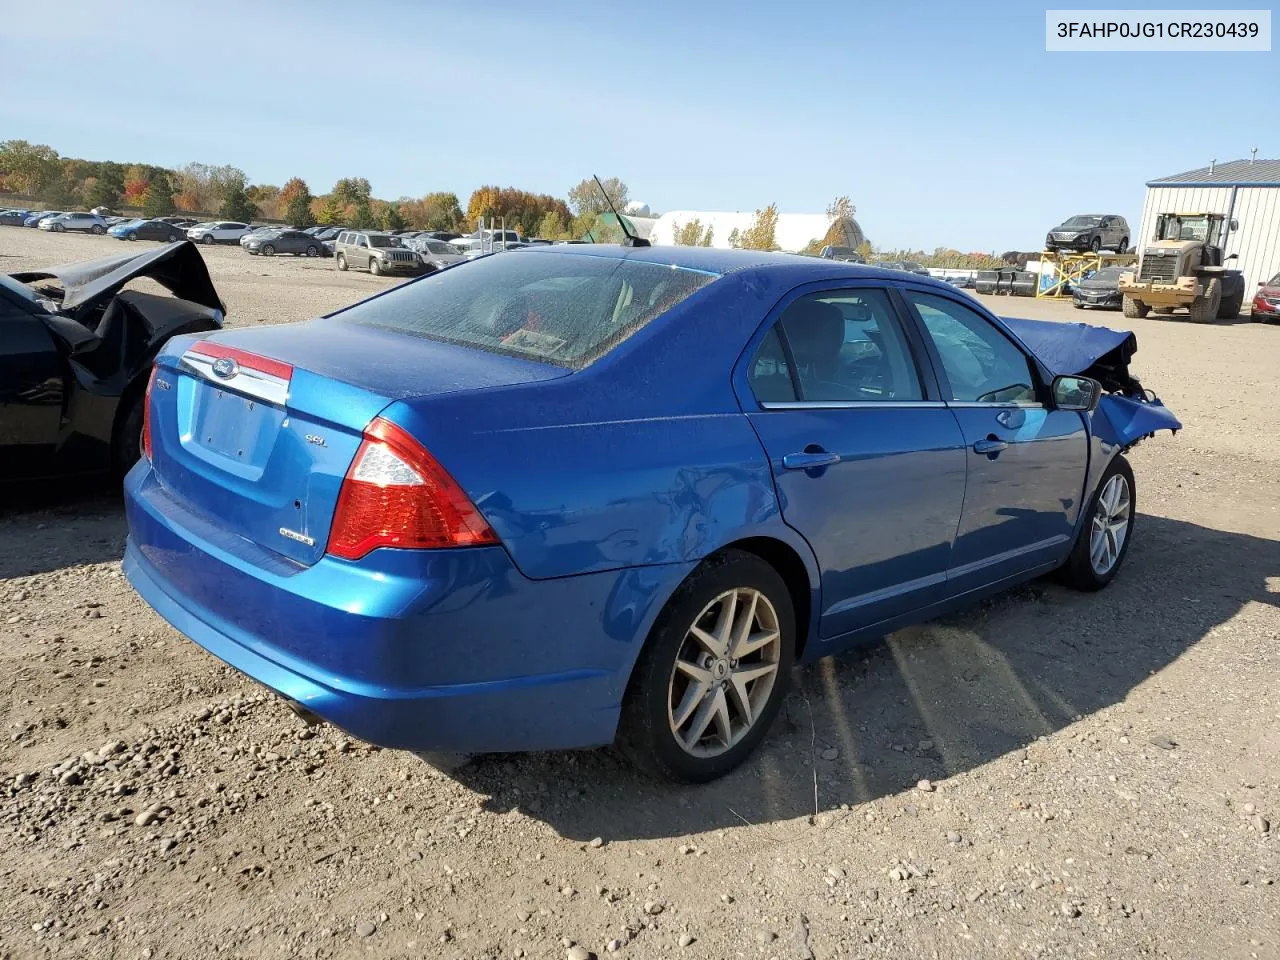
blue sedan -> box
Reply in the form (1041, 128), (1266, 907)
(123, 246), (1180, 782)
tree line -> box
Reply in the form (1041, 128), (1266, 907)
(0, 140), (633, 237)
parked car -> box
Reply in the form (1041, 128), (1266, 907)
(1045, 215), (1130, 254)
(424, 230), (462, 242)
(121, 246), (1180, 782)
(1072, 265), (1126, 310)
(239, 225), (281, 248)
(332, 230), (419, 275)
(39, 212), (109, 234)
(312, 226), (344, 241)
(157, 216), (197, 228)
(1251, 272), (1280, 322)
(2, 241), (223, 483)
(403, 236), (467, 271)
(187, 221), (251, 244)
(0, 209), (31, 226)
(110, 219), (187, 242)
(24, 211), (63, 228)
(244, 229), (324, 257)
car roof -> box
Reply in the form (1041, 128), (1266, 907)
(517, 244), (939, 285)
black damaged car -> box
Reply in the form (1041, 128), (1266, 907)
(1072, 264), (1126, 310)
(1, 241), (223, 483)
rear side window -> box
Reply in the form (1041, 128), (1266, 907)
(337, 252), (716, 369)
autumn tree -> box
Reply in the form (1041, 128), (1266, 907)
(381, 202), (406, 231)
(0, 140), (60, 195)
(82, 162), (123, 209)
(332, 177), (372, 206)
(280, 177), (315, 226)
(123, 175), (150, 207)
(731, 204), (780, 251)
(142, 173), (176, 217)
(350, 198), (376, 229)
(316, 194), (345, 225)
(567, 176), (628, 217)
(536, 210), (569, 240)
(672, 218), (713, 246)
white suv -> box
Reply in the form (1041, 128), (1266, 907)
(186, 221), (251, 244)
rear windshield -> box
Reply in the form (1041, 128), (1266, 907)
(337, 252), (717, 369)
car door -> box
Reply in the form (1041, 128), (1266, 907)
(901, 289), (1088, 593)
(740, 285), (969, 638)
(356, 234), (371, 267)
(0, 294), (66, 480)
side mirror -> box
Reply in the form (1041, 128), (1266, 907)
(1226, 253), (1239, 261)
(1052, 374), (1101, 412)
(1230, 219), (1239, 231)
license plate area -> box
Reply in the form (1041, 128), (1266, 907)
(179, 378), (285, 480)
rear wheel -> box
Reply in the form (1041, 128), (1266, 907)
(1188, 278), (1221, 323)
(1122, 295), (1149, 318)
(111, 389), (145, 479)
(336, 253), (348, 271)
(91, 224), (105, 235)
(617, 549), (795, 783)
(1060, 456), (1134, 591)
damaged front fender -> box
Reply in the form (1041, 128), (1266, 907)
(1092, 394), (1182, 450)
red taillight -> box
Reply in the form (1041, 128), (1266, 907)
(327, 417), (497, 560)
(141, 365), (158, 462)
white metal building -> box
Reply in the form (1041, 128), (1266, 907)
(1140, 157), (1280, 291)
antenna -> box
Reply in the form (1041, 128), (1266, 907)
(593, 174), (649, 247)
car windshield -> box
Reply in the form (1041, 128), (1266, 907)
(1268, 274), (1280, 287)
(0, 272), (44, 305)
(1160, 216), (1210, 241)
(368, 235), (398, 248)
(1090, 266), (1126, 282)
(336, 252), (717, 369)
(1063, 215), (1102, 228)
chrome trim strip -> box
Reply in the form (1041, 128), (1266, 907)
(946, 402), (1045, 409)
(179, 353), (289, 407)
(823, 570), (948, 617)
(759, 401), (948, 410)
(947, 535), (1070, 579)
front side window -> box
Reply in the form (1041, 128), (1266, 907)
(357, 236), (369, 248)
(337, 252), (716, 369)
(907, 292), (1037, 404)
(765, 288), (923, 403)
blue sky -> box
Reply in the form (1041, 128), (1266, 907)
(3, 1), (1275, 250)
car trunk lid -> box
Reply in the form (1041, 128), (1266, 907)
(148, 321), (569, 567)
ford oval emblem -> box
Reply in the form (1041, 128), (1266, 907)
(211, 357), (239, 379)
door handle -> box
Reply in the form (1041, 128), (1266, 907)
(782, 450), (841, 470)
(973, 436), (1008, 456)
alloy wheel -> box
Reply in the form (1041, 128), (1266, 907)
(1089, 473), (1131, 575)
(667, 587), (782, 758)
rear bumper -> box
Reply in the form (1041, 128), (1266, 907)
(123, 466), (680, 752)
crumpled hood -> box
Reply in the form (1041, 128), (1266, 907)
(1001, 316), (1135, 378)
(11, 240), (225, 316)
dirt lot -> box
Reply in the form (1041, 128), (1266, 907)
(2, 229), (1278, 960)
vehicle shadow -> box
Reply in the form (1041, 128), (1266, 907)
(0, 480), (126, 579)
(445, 514), (1278, 841)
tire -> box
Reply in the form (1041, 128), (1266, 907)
(261, 244), (275, 256)
(1117, 237), (1128, 254)
(91, 224), (105, 235)
(616, 549), (796, 783)
(1122, 295), (1149, 318)
(369, 258), (382, 276)
(1072, 301), (1083, 309)
(1089, 236), (1101, 253)
(127, 232), (137, 241)
(1218, 291), (1244, 320)
(169, 233), (180, 242)
(306, 245), (319, 257)
(335, 253), (347, 271)
(53, 223), (64, 233)
(1059, 456), (1135, 591)
(111, 389), (146, 480)
(201, 234), (214, 245)
(1187, 278), (1221, 323)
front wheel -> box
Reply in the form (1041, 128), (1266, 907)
(1059, 456), (1135, 591)
(127, 232), (138, 241)
(1188, 278), (1221, 322)
(201, 234), (214, 245)
(1122, 295), (1149, 318)
(617, 550), (795, 783)
(1117, 236), (1129, 254)
(306, 245), (319, 257)
(369, 258), (382, 276)
(261, 244), (275, 256)
(91, 224), (105, 235)
(1090, 236), (1101, 253)
(168, 233), (180, 242)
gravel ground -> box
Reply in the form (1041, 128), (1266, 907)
(1, 229), (1277, 960)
